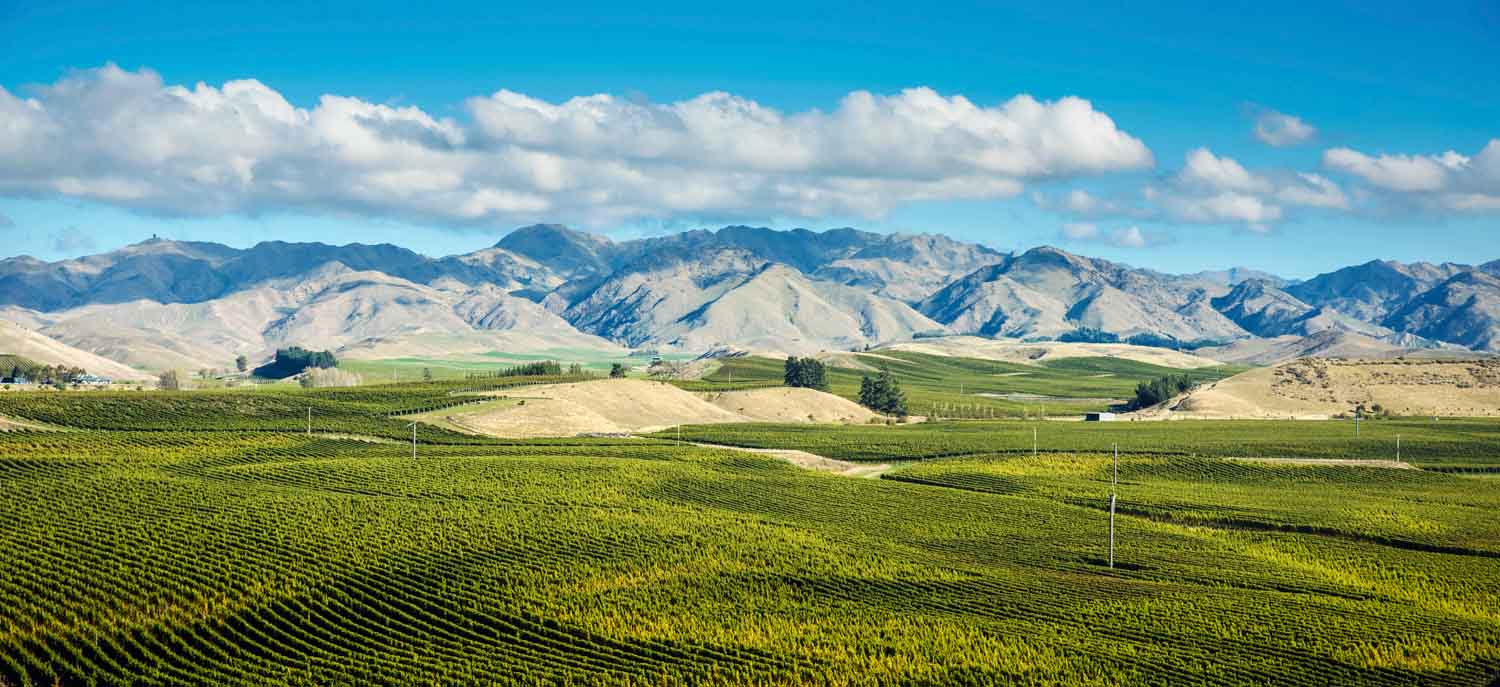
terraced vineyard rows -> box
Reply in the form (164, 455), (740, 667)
(0, 391), (1497, 684)
(663, 418), (1500, 467)
(0, 375), (589, 443)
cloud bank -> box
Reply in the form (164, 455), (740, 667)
(1059, 222), (1164, 248)
(1323, 141), (1500, 210)
(0, 64), (1154, 226)
(1039, 148), (1349, 233)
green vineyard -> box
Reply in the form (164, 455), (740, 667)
(660, 418), (1500, 468)
(0, 388), (1497, 685)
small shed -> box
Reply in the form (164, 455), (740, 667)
(1084, 412), (1117, 422)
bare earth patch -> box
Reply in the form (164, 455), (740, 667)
(1224, 457), (1415, 470)
(701, 387), (880, 424)
(691, 442), (892, 478)
(418, 379), (885, 439)
(0, 414), (62, 432)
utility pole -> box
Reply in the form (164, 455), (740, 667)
(1033, 426), (1038, 458)
(1109, 443), (1118, 569)
(1396, 434), (1400, 464)
(408, 421), (418, 460)
(1355, 409), (1360, 437)
(306, 407), (311, 436)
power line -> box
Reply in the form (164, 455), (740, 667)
(1109, 443), (1118, 570)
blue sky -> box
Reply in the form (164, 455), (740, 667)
(1, 0), (1497, 277)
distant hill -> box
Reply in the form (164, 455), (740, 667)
(2, 225), (1497, 371)
(917, 246), (1246, 341)
(0, 319), (152, 381)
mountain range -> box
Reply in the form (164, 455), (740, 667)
(1, 224), (1496, 372)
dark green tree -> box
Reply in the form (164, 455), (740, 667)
(858, 367), (908, 416)
(1129, 374), (1199, 410)
(253, 347), (338, 379)
(783, 357), (828, 390)
(610, 363), (628, 378)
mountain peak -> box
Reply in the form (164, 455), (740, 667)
(494, 224), (617, 279)
(495, 224), (610, 249)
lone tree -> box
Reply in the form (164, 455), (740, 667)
(783, 357), (829, 391)
(422, 367), (434, 382)
(157, 370), (182, 391)
(610, 363), (628, 378)
(858, 367), (908, 416)
(235, 355), (249, 373)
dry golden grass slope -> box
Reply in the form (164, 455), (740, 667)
(0, 319), (152, 381)
(703, 387), (879, 423)
(1131, 358), (1500, 419)
(880, 335), (1222, 369)
(422, 379), (877, 438)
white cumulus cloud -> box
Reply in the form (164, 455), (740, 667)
(1153, 149), (1347, 229)
(1323, 141), (1500, 212)
(0, 65), (1155, 226)
(1042, 148), (1348, 232)
(1252, 109), (1316, 147)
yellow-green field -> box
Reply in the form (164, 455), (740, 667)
(0, 379), (1496, 685)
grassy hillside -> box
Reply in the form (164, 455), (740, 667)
(0, 354), (40, 376)
(1, 385), (1496, 685)
(681, 353), (1246, 416)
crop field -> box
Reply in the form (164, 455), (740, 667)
(662, 417), (1500, 468)
(0, 388), (1497, 684)
(683, 353), (1247, 417)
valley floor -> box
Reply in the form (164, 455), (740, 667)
(0, 380), (1496, 685)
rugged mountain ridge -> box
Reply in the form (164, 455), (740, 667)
(916, 246), (1247, 341)
(2, 224), (1498, 372)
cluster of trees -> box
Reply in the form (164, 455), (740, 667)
(1057, 327), (1119, 344)
(501, 361), (564, 377)
(783, 357), (829, 390)
(1122, 333), (1231, 351)
(858, 368), (908, 416)
(253, 347), (338, 380)
(1129, 374), (1200, 410)
(610, 363), (629, 378)
(7, 364), (87, 384)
